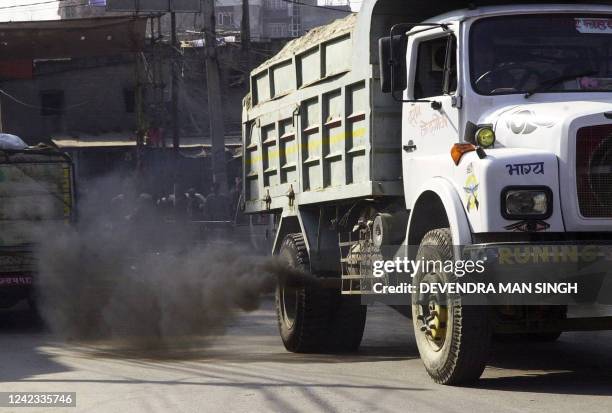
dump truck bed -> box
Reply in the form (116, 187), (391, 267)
(242, 14), (403, 213)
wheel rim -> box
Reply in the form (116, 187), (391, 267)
(415, 274), (449, 351)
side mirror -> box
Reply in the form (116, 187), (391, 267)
(379, 34), (408, 93)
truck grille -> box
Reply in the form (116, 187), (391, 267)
(576, 124), (612, 218)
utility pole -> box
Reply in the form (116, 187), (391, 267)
(241, 0), (252, 80)
(171, 9), (179, 152)
(202, 0), (228, 193)
(134, 52), (144, 175)
(241, 0), (250, 49)
(0, 94), (4, 133)
(170, 4), (182, 204)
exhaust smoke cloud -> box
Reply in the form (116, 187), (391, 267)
(31, 176), (299, 354)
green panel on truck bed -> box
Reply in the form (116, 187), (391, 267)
(242, 13), (403, 213)
(0, 157), (72, 246)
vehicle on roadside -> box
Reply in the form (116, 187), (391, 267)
(0, 134), (75, 311)
(241, 0), (612, 384)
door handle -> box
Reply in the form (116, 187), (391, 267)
(403, 142), (417, 152)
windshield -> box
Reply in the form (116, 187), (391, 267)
(470, 14), (612, 96)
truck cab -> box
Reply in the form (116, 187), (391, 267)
(390, 4), (612, 240)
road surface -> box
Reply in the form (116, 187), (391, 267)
(1, 300), (611, 413)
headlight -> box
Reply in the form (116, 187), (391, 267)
(475, 127), (496, 148)
(501, 187), (552, 219)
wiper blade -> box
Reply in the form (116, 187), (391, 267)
(524, 71), (597, 98)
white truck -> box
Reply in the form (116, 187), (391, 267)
(241, 0), (612, 384)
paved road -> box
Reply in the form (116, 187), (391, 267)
(1, 300), (611, 413)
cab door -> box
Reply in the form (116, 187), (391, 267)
(402, 29), (461, 207)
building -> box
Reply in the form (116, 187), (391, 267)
(58, 0), (352, 41)
(0, 1), (350, 195)
(202, 0), (353, 40)
(0, 17), (147, 144)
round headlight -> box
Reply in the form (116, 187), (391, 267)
(475, 127), (496, 148)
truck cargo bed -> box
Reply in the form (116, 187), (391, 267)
(242, 14), (404, 213)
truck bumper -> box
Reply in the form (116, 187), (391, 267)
(462, 241), (612, 306)
(0, 249), (35, 308)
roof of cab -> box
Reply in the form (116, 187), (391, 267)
(425, 3), (612, 24)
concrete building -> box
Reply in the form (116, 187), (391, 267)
(0, 14), (276, 144)
(0, 16), (147, 144)
(1, 56), (138, 143)
(58, 0), (352, 40)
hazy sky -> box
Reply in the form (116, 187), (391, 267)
(0, 0), (61, 22)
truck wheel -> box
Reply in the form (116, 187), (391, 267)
(276, 233), (366, 353)
(412, 228), (492, 385)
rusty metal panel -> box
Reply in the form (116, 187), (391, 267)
(0, 17), (148, 61)
(106, 0), (201, 12)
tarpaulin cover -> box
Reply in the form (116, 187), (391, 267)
(0, 134), (27, 150)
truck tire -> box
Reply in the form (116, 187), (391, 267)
(412, 228), (492, 385)
(275, 233), (366, 353)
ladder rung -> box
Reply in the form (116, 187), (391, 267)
(341, 291), (379, 295)
(341, 275), (379, 280)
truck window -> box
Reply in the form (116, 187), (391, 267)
(414, 36), (457, 99)
(470, 15), (612, 96)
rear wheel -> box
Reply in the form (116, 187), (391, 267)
(412, 228), (492, 385)
(276, 233), (366, 353)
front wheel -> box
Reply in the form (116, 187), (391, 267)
(412, 228), (492, 385)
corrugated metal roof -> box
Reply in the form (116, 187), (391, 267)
(52, 133), (242, 149)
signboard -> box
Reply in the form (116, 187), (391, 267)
(106, 0), (201, 12)
(576, 18), (612, 34)
(0, 17), (149, 60)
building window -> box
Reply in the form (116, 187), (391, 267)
(267, 23), (288, 38)
(64, 6), (76, 18)
(40, 90), (64, 116)
(265, 0), (288, 10)
(217, 11), (234, 27)
(123, 88), (135, 113)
